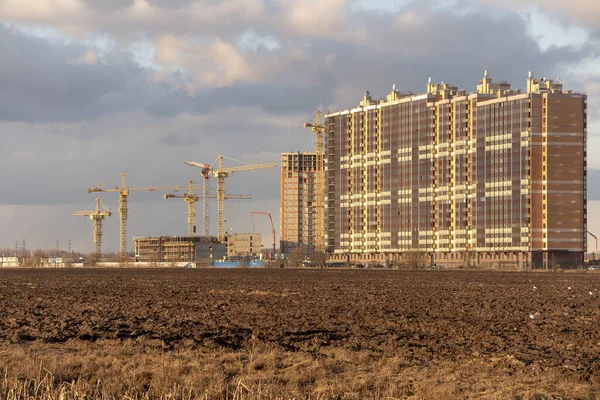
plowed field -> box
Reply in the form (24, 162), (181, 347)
(1, 268), (600, 398)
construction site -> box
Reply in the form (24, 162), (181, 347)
(69, 155), (276, 267)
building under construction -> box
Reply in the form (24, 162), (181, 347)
(280, 152), (319, 254)
(325, 71), (587, 269)
(133, 236), (221, 263)
(226, 233), (263, 257)
(133, 234), (262, 264)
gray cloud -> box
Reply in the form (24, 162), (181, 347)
(82, 0), (135, 13)
(0, 25), (127, 122)
(159, 133), (199, 146)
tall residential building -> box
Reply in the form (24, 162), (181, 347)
(280, 151), (319, 254)
(325, 71), (587, 269)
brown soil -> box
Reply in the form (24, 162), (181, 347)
(1, 268), (600, 398)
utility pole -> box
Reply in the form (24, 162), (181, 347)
(68, 239), (72, 254)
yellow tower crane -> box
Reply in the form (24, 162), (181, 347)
(73, 197), (112, 256)
(164, 180), (251, 236)
(87, 172), (188, 255)
(184, 155), (277, 242)
(303, 110), (326, 252)
(182, 164), (212, 237)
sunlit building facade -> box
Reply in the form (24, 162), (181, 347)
(325, 71), (587, 269)
(280, 152), (319, 254)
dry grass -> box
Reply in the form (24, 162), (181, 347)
(1, 339), (598, 399)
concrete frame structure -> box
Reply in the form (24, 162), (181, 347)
(325, 71), (587, 269)
(226, 233), (262, 257)
(133, 236), (218, 263)
(280, 152), (319, 254)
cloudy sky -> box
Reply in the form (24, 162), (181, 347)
(0, 0), (599, 254)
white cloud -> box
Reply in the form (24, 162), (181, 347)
(68, 48), (98, 64)
(201, 38), (253, 87)
(281, 0), (367, 42)
(154, 35), (255, 91)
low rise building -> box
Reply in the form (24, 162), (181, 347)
(226, 233), (262, 257)
(133, 236), (219, 263)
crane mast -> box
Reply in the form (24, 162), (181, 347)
(217, 156), (227, 243)
(303, 110), (326, 253)
(118, 173), (128, 257)
(202, 178), (209, 236)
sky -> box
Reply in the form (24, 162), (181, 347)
(0, 0), (599, 254)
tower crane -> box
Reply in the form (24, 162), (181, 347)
(73, 198), (112, 256)
(185, 155), (277, 242)
(164, 180), (251, 236)
(87, 172), (188, 255)
(251, 211), (276, 255)
(185, 164), (212, 237)
(303, 110), (325, 252)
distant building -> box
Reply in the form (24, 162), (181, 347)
(41, 257), (74, 268)
(226, 233), (262, 257)
(280, 151), (319, 254)
(325, 71), (586, 269)
(0, 257), (19, 267)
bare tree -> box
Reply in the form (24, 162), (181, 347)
(286, 247), (304, 268)
(312, 251), (328, 268)
(402, 250), (428, 269)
